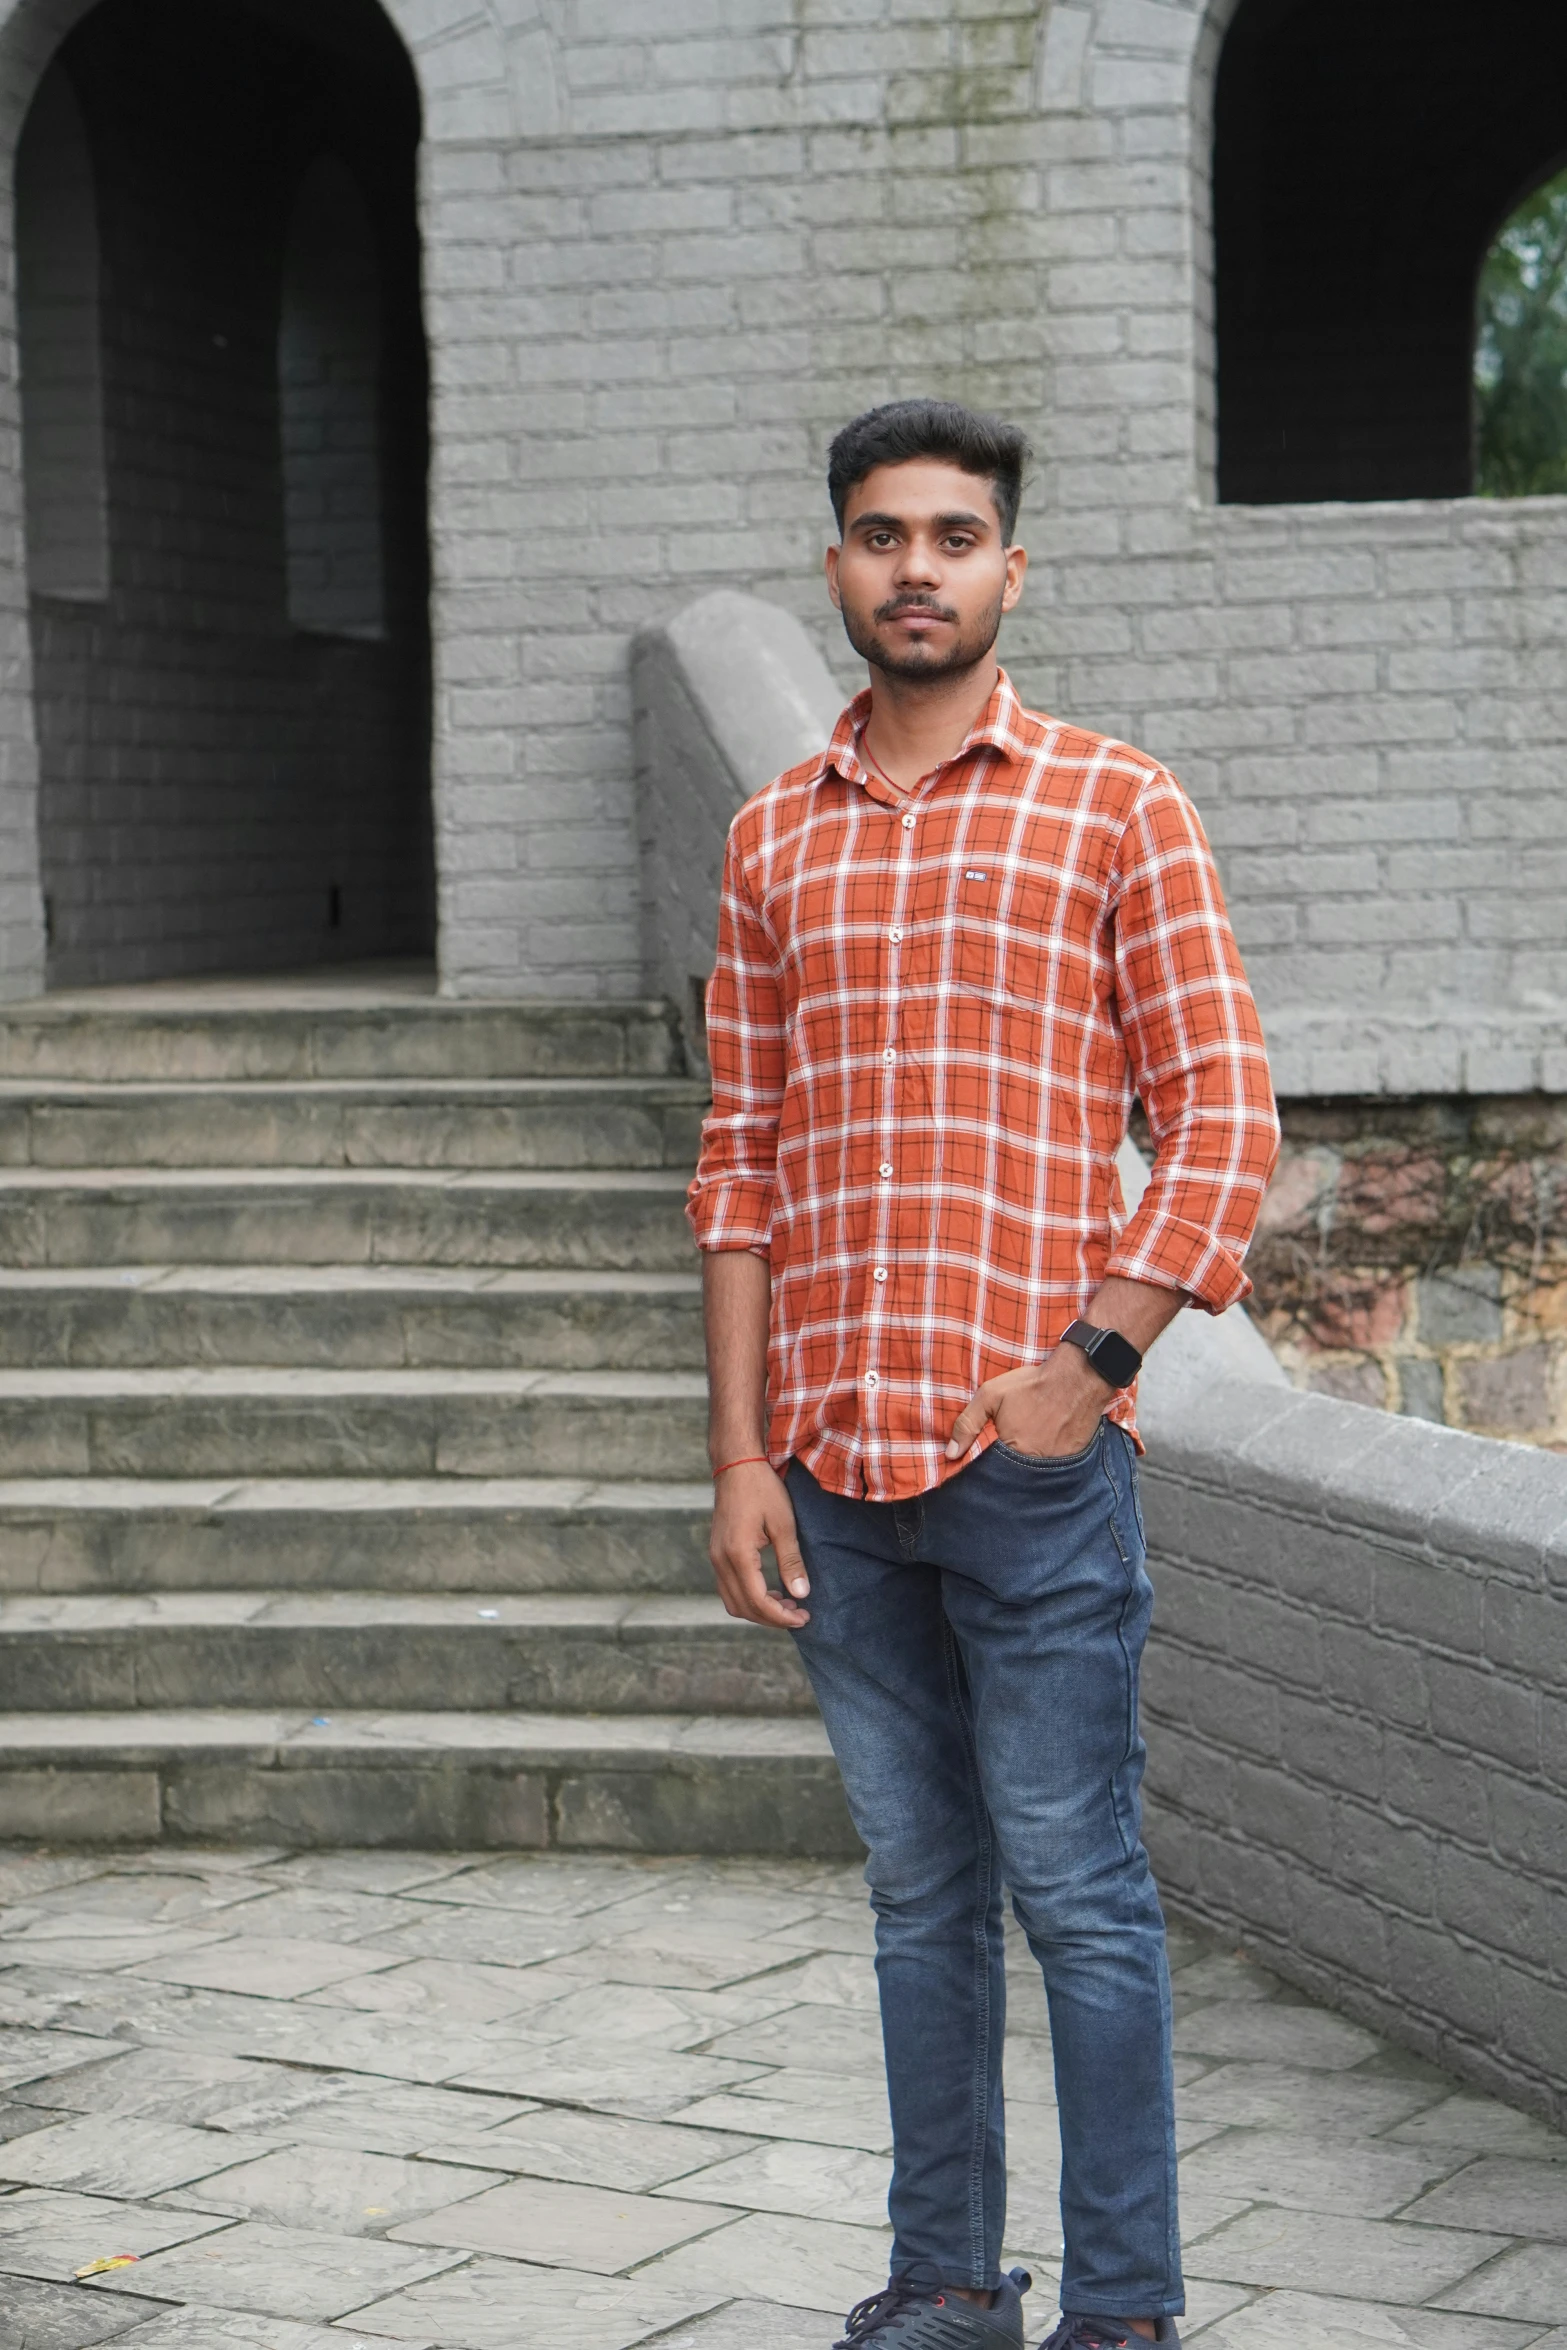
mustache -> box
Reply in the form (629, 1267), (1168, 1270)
(874, 597), (959, 624)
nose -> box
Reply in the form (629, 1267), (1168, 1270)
(892, 532), (941, 587)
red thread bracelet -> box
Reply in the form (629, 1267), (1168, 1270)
(713, 1455), (769, 1477)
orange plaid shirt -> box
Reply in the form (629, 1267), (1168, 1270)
(687, 671), (1279, 1501)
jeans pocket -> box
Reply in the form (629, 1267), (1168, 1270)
(989, 1419), (1105, 1473)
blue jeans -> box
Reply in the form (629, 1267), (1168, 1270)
(787, 1422), (1183, 2320)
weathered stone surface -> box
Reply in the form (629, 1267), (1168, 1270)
(658, 2139), (892, 2230)
(0, 1478), (715, 1600)
(1401, 2156), (1567, 2241)
(0, 1167), (694, 1274)
(0, 2276), (170, 2348)
(0, 2186), (230, 2279)
(418, 2105), (757, 2191)
(93, 2220), (462, 2321)
(1200, 2292), (1539, 2348)
(0, 1004), (680, 1086)
(182, 2143), (499, 2237)
(1184, 2207), (1509, 2301)
(0, 2113), (274, 2197)
(0, 1850), (1559, 2346)
(1, 1078), (705, 1174)
(0, 1593), (810, 1716)
(391, 2172), (722, 2272)
(347, 2254), (715, 2350)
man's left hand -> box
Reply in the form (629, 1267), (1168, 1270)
(945, 1348), (1108, 1463)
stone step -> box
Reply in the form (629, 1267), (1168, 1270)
(0, 999), (681, 1083)
(0, 1077), (708, 1170)
(0, 1476), (714, 1595)
(0, 1708), (857, 1855)
(0, 1591), (810, 1715)
(0, 1367), (710, 1480)
(0, 1167), (693, 1269)
(0, 1267), (705, 1371)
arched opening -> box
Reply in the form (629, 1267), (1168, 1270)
(1214, 0), (1567, 505)
(16, 0), (433, 987)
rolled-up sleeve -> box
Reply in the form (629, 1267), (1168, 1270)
(686, 823), (786, 1256)
(1104, 769), (1280, 1313)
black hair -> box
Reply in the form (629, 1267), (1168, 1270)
(827, 399), (1032, 544)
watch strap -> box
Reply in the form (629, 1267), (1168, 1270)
(1060, 1317), (1143, 1389)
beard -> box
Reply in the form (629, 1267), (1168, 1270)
(839, 586), (1006, 683)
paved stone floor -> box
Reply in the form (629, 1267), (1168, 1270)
(0, 1848), (1562, 2349)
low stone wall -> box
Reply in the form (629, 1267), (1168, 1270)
(1139, 1373), (1567, 2129)
(633, 588), (841, 1074)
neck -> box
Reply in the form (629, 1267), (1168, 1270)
(862, 654), (999, 792)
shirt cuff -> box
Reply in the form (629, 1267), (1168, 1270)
(1106, 1203), (1253, 1315)
(686, 1173), (776, 1255)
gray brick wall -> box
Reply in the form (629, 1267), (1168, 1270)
(14, 56), (106, 602)
(279, 155), (387, 642)
(1139, 1374), (1567, 2127)
(0, 0), (1560, 1067)
(403, 0), (1567, 1075)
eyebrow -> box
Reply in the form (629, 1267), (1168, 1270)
(849, 508), (992, 532)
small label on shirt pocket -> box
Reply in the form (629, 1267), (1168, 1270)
(948, 885), (1057, 1009)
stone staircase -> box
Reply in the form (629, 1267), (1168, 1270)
(0, 987), (855, 1855)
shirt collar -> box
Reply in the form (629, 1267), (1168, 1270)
(810, 668), (1027, 799)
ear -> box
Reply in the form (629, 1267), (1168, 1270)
(824, 541), (842, 610)
(1001, 543), (1028, 612)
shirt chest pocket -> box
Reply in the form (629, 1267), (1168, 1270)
(917, 868), (1064, 1011)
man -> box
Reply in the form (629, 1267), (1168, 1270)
(687, 401), (1279, 2350)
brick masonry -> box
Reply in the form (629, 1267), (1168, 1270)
(0, 0), (1557, 1053)
(1138, 1373), (1567, 2128)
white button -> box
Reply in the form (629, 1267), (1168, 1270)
(883, 1048), (896, 1064)
(889, 926), (903, 943)
(864, 1370), (879, 1388)
(873, 1267), (888, 1283)
(901, 813), (916, 830)
(879, 1162), (893, 1178)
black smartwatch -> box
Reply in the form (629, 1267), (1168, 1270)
(1059, 1318), (1143, 1390)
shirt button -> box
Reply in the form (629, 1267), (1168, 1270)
(873, 1267), (888, 1282)
(883, 1047), (895, 1065)
(864, 1370), (879, 1389)
(889, 927), (903, 943)
(879, 1162), (893, 1178)
(901, 813), (916, 830)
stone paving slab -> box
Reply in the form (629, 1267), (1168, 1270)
(89, 2217), (464, 2320)
(0, 2274), (173, 2349)
(347, 2256), (716, 2349)
(0, 1844), (1563, 2344)
(0, 2185), (231, 2278)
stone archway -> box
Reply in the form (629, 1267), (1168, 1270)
(10, 0), (434, 988)
(1212, 0), (1567, 503)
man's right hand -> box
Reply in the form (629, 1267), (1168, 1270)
(708, 1461), (811, 1630)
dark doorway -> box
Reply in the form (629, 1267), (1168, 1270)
(16, 0), (433, 987)
(1214, 0), (1567, 504)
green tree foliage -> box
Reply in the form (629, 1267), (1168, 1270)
(1475, 165), (1567, 497)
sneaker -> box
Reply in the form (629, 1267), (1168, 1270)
(1040, 2319), (1181, 2349)
(836, 2266), (1033, 2347)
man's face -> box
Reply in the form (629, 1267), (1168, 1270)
(826, 457), (1027, 683)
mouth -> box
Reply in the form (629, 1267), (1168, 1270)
(881, 605), (955, 631)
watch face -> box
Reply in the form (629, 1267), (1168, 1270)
(1086, 1326), (1141, 1386)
